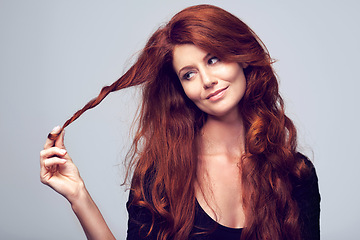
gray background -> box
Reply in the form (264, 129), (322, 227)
(1, 0), (359, 239)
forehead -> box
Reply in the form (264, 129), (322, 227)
(172, 44), (208, 72)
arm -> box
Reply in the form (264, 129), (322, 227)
(301, 165), (321, 240)
(293, 155), (321, 240)
(126, 185), (160, 240)
(40, 126), (115, 240)
(126, 191), (154, 240)
(71, 184), (115, 240)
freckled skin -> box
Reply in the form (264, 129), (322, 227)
(173, 44), (246, 118)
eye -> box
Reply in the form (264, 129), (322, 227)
(182, 71), (196, 80)
(208, 56), (219, 65)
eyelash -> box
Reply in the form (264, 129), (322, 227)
(208, 56), (219, 65)
(181, 56), (220, 80)
(182, 71), (195, 80)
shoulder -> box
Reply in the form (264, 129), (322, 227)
(292, 152), (320, 208)
(126, 171), (161, 239)
(126, 189), (157, 239)
(294, 152), (318, 184)
(292, 153), (320, 199)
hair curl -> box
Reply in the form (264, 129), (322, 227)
(49, 4), (311, 240)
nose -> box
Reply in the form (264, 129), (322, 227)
(201, 70), (218, 89)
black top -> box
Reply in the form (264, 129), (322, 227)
(127, 156), (320, 240)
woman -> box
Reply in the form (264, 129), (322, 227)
(40, 4), (320, 240)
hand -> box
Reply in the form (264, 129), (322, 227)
(40, 126), (84, 203)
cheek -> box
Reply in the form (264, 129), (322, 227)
(233, 72), (247, 98)
(217, 63), (244, 82)
(181, 82), (202, 102)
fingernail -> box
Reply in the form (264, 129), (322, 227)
(60, 159), (67, 163)
(52, 126), (61, 132)
(60, 149), (67, 155)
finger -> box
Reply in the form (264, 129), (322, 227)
(44, 126), (62, 149)
(40, 156), (67, 184)
(55, 128), (65, 149)
(53, 131), (73, 162)
(44, 157), (67, 169)
(40, 147), (67, 161)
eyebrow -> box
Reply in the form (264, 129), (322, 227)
(177, 53), (212, 76)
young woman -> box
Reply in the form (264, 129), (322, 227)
(40, 4), (320, 240)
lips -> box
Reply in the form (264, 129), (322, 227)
(206, 86), (229, 100)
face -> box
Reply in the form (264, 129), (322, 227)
(172, 44), (246, 118)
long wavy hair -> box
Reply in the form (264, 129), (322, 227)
(49, 4), (311, 240)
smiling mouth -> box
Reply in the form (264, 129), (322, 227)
(206, 86), (229, 101)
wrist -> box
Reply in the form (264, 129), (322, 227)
(68, 181), (89, 210)
(67, 183), (115, 239)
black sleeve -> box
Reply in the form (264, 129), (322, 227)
(293, 156), (321, 240)
(126, 190), (158, 240)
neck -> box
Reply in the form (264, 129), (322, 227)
(199, 111), (245, 159)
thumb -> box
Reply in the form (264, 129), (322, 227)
(55, 129), (66, 149)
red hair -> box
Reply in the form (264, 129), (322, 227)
(50, 4), (311, 240)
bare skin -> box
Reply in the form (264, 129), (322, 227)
(40, 44), (248, 238)
(173, 44), (247, 228)
(195, 112), (246, 229)
(40, 126), (115, 240)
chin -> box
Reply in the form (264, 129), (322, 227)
(207, 108), (241, 120)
